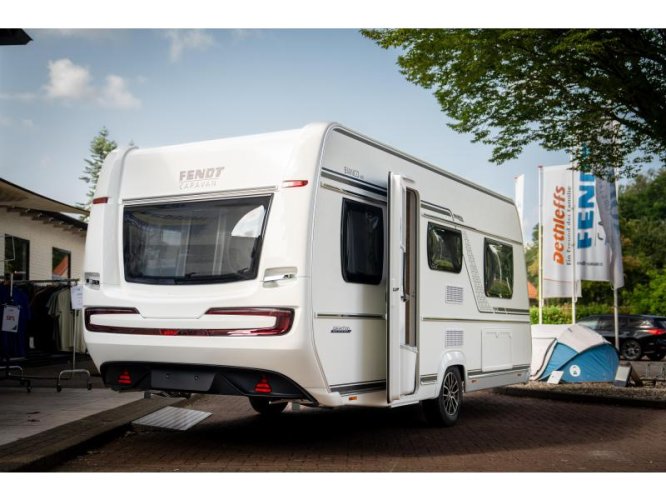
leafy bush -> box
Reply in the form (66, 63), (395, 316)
(625, 270), (666, 315)
(530, 303), (619, 324)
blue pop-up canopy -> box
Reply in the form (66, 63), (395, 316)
(530, 324), (619, 383)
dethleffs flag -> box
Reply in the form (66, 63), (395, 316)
(541, 164), (618, 298)
(541, 164), (578, 298)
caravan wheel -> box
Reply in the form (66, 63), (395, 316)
(249, 397), (288, 416)
(422, 367), (462, 427)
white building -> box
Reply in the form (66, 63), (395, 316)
(1, 178), (87, 281)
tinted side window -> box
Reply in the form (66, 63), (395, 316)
(484, 239), (513, 298)
(626, 317), (646, 329)
(427, 223), (463, 273)
(341, 199), (384, 285)
(597, 317), (614, 330)
(578, 318), (598, 329)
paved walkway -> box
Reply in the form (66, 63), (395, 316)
(0, 387), (143, 447)
(0, 356), (182, 471)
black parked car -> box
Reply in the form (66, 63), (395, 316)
(578, 314), (666, 361)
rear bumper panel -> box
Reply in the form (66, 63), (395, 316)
(101, 362), (316, 403)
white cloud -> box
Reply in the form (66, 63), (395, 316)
(98, 75), (141, 109)
(0, 115), (12, 127)
(165, 30), (215, 62)
(45, 58), (95, 100)
(44, 58), (141, 109)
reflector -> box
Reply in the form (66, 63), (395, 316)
(254, 376), (272, 393)
(118, 370), (132, 385)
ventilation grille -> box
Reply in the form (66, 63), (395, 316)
(445, 329), (464, 348)
(446, 286), (464, 304)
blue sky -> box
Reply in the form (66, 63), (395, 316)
(3, 0), (658, 242)
(1, 27), (575, 241)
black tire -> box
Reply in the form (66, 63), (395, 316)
(647, 351), (666, 361)
(249, 397), (288, 416)
(621, 339), (643, 361)
(422, 367), (463, 427)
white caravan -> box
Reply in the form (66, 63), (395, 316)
(83, 123), (531, 426)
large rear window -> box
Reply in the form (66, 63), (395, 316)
(123, 196), (271, 285)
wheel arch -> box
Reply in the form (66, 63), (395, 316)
(438, 350), (466, 393)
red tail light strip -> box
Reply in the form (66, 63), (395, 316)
(85, 307), (294, 336)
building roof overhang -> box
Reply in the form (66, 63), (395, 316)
(0, 177), (88, 217)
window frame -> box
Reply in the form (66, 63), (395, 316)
(426, 222), (463, 274)
(52, 247), (72, 280)
(122, 195), (272, 285)
(4, 235), (30, 280)
(483, 238), (514, 299)
(340, 198), (384, 285)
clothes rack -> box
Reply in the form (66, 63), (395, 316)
(1, 273), (31, 391)
(7, 278), (91, 391)
(57, 299), (92, 392)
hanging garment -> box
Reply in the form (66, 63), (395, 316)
(46, 287), (86, 353)
(29, 286), (59, 352)
(0, 285), (30, 358)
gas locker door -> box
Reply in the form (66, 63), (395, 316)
(387, 172), (419, 403)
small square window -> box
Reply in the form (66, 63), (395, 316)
(427, 223), (463, 273)
(52, 248), (71, 280)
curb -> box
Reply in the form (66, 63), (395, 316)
(0, 394), (198, 472)
(497, 387), (666, 409)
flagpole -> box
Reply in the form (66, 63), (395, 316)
(538, 165), (543, 325)
(571, 163), (577, 324)
(613, 170), (620, 351)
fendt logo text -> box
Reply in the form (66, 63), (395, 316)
(179, 167), (225, 189)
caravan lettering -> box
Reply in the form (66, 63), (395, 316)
(179, 167), (224, 189)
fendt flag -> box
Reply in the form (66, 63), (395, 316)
(540, 164), (622, 298)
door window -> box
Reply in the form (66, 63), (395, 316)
(341, 199), (384, 285)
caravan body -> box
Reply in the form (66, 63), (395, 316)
(83, 123), (531, 424)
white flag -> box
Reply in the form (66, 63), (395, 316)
(595, 178), (624, 289)
(514, 174), (525, 241)
(541, 164), (579, 298)
(574, 168), (612, 283)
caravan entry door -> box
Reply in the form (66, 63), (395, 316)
(387, 172), (419, 403)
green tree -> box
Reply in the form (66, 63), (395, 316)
(78, 127), (117, 219)
(362, 29), (666, 178)
(627, 270), (666, 315)
(617, 167), (666, 305)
